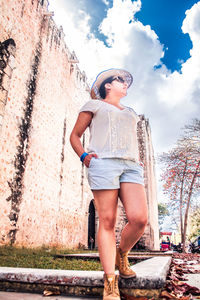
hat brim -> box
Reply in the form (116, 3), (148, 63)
(90, 68), (133, 99)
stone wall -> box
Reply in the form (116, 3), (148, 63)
(0, 0), (92, 248)
(0, 0), (159, 250)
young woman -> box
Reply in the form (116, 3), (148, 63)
(70, 69), (148, 300)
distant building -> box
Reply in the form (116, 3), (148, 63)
(114, 116), (159, 250)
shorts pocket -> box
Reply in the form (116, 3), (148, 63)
(89, 157), (96, 168)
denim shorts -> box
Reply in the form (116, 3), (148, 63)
(86, 158), (144, 190)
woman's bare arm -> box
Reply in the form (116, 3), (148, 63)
(70, 111), (98, 167)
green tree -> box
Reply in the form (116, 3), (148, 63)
(158, 203), (169, 230)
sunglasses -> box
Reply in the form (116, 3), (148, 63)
(111, 76), (125, 83)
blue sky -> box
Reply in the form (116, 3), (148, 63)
(136, 0), (199, 71)
(49, 0), (200, 225)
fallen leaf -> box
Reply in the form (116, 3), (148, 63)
(43, 289), (60, 296)
(160, 290), (178, 299)
(173, 280), (186, 286)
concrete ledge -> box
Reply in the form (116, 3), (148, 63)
(0, 256), (172, 298)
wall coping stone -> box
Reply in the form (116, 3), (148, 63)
(54, 252), (173, 260)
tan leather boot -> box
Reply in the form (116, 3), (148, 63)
(115, 247), (136, 278)
(103, 274), (120, 300)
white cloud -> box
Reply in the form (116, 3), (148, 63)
(182, 2), (200, 44)
(99, 0), (142, 46)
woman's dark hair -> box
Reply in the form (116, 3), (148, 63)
(99, 76), (114, 99)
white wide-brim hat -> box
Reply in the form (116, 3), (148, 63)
(90, 68), (133, 99)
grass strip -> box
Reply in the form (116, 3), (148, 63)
(0, 246), (102, 271)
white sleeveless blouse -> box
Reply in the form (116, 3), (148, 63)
(79, 100), (140, 162)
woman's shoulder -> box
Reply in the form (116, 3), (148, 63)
(79, 99), (102, 113)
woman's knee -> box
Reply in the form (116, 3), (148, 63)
(128, 214), (148, 229)
(99, 215), (116, 231)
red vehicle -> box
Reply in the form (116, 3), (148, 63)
(160, 232), (172, 251)
(161, 240), (171, 251)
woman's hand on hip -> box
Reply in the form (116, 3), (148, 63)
(84, 154), (98, 168)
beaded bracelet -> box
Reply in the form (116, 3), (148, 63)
(80, 152), (88, 162)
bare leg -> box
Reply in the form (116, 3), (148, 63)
(119, 183), (148, 252)
(92, 189), (119, 274)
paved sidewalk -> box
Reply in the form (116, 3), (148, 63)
(186, 264), (200, 289)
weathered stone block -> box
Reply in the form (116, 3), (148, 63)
(0, 115), (3, 126)
(3, 64), (12, 77)
(0, 90), (7, 103)
(0, 100), (6, 115)
(8, 55), (15, 69)
(1, 73), (10, 91)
